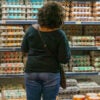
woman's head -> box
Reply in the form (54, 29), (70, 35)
(38, 1), (65, 29)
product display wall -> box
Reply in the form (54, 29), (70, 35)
(0, 0), (100, 100)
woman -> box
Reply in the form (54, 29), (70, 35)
(21, 1), (71, 100)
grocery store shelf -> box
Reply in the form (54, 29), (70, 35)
(64, 21), (100, 25)
(59, 99), (71, 100)
(0, 46), (100, 51)
(0, 21), (2, 24)
(65, 72), (99, 76)
(70, 46), (100, 50)
(0, 74), (24, 78)
(1, 20), (100, 25)
(4, 20), (38, 24)
(0, 47), (21, 51)
(0, 72), (100, 78)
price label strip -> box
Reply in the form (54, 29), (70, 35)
(76, 21), (81, 24)
(97, 47), (100, 50)
(2, 20), (6, 24)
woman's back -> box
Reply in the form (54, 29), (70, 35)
(22, 25), (70, 73)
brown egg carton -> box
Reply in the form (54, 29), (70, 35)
(71, 7), (92, 12)
(90, 51), (100, 57)
(71, 1), (92, 7)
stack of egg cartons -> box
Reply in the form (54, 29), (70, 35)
(0, 25), (24, 47)
(90, 51), (100, 72)
(1, 0), (26, 20)
(95, 36), (100, 46)
(0, 93), (2, 100)
(70, 1), (93, 21)
(2, 84), (26, 100)
(58, 79), (79, 99)
(78, 81), (100, 94)
(93, 1), (100, 21)
(2, 89), (26, 100)
(62, 25), (82, 46)
(26, 0), (43, 20)
(61, 1), (69, 21)
(71, 36), (95, 46)
(85, 25), (100, 36)
(71, 55), (94, 72)
(0, 0), (1, 20)
(0, 51), (24, 74)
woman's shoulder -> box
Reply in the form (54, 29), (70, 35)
(57, 29), (66, 37)
(26, 24), (38, 33)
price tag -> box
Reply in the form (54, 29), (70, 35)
(76, 21), (81, 24)
(98, 72), (100, 76)
(12, 48), (16, 51)
(97, 47), (100, 50)
(2, 20), (6, 24)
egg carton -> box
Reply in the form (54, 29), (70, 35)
(72, 42), (95, 46)
(0, 43), (22, 47)
(1, 0), (24, 5)
(0, 25), (24, 30)
(2, 13), (26, 20)
(0, 63), (24, 67)
(66, 79), (78, 86)
(25, 0), (44, 5)
(59, 86), (80, 94)
(46, 0), (65, 2)
(69, 17), (95, 21)
(2, 89), (26, 100)
(95, 68), (100, 72)
(71, 56), (90, 61)
(1, 52), (22, 58)
(1, 5), (26, 14)
(26, 3), (43, 20)
(27, 13), (38, 20)
(72, 66), (95, 72)
(71, 1), (92, 7)
(90, 51), (100, 57)
(71, 7), (92, 12)
(70, 62), (91, 67)
(1, 32), (25, 35)
(78, 82), (100, 93)
(0, 68), (24, 74)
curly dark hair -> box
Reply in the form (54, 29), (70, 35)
(37, 1), (65, 29)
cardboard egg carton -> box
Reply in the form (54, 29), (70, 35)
(70, 12), (92, 17)
(26, 2), (43, 20)
(25, 0), (44, 5)
(90, 51), (100, 57)
(78, 82), (100, 93)
(2, 13), (26, 20)
(71, 1), (92, 7)
(69, 17), (94, 21)
(66, 79), (78, 87)
(2, 89), (26, 100)
(70, 62), (91, 67)
(71, 55), (90, 62)
(1, 0), (24, 5)
(0, 25), (23, 30)
(1, 32), (25, 35)
(72, 66), (95, 72)
(71, 7), (92, 12)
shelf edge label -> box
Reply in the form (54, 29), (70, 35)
(76, 21), (81, 24)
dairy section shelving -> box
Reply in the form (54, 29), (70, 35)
(0, 0), (100, 100)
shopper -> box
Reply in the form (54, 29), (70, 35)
(21, 1), (71, 100)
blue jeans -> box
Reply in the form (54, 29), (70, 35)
(24, 72), (60, 100)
